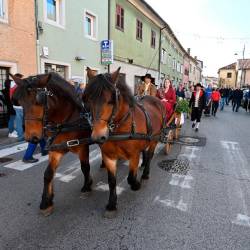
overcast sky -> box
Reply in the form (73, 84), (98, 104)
(145, 0), (250, 77)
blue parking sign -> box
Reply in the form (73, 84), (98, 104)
(101, 40), (113, 65)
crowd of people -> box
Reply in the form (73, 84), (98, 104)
(136, 73), (250, 132)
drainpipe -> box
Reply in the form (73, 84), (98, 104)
(34, 0), (40, 74)
(158, 26), (167, 83)
(107, 0), (111, 73)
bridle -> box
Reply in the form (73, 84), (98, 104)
(91, 74), (132, 133)
(22, 77), (92, 148)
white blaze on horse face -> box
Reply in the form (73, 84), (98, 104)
(91, 119), (109, 141)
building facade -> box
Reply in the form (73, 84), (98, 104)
(236, 59), (250, 87)
(36, 0), (108, 81)
(110, 0), (162, 92)
(218, 62), (237, 88)
(0, 0), (37, 86)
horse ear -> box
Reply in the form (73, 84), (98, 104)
(111, 67), (121, 84)
(86, 67), (97, 80)
(9, 73), (23, 86)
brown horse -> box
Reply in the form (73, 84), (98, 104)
(84, 68), (166, 216)
(11, 73), (95, 216)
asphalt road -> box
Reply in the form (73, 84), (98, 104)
(0, 105), (250, 250)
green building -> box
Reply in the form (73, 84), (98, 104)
(109, 0), (186, 92)
(36, 0), (108, 82)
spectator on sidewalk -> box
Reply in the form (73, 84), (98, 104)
(211, 88), (221, 116)
(10, 73), (24, 141)
(1, 79), (16, 137)
(76, 82), (86, 97)
(22, 139), (48, 163)
(189, 83), (206, 132)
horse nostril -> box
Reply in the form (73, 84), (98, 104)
(100, 136), (107, 143)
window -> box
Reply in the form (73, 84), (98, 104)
(151, 30), (156, 48)
(116, 4), (124, 31)
(227, 72), (232, 78)
(45, 0), (65, 27)
(168, 54), (172, 67)
(0, 0), (8, 23)
(45, 63), (67, 79)
(173, 58), (176, 70)
(136, 19), (143, 41)
(180, 64), (183, 74)
(161, 49), (167, 64)
(85, 11), (97, 39)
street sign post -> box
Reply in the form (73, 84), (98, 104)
(101, 40), (113, 65)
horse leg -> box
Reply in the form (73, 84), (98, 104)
(140, 150), (147, 168)
(127, 154), (141, 191)
(141, 142), (157, 180)
(79, 146), (93, 193)
(103, 155), (117, 213)
(40, 151), (63, 216)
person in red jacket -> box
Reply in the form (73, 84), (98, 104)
(211, 88), (221, 116)
(157, 79), (176, 120)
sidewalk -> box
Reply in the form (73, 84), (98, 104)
(0, 128), (23, 149)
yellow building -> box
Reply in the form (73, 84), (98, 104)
(218, 63), (237, 88)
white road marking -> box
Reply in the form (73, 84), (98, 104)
(55, 150), (101, 183)
(155, 146), (200, 213)
(3, 153), (48, 171)
(169, 174), (193, 189)
(221, 140), (250, 227)
(0, 142), (28, 158)
(94, 176), (128, 196)
(95, 181), (125, 196)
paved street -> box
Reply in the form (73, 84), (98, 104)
(0, 106), (250, 250)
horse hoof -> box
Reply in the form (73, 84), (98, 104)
(131, 181), (141, 191)
(141, 174), (149, 180)
(40, 206), (54, 217)
(103, 209), (117, 219)
(80, 192), (91, 199)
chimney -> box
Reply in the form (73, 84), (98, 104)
(187, 48), (190, 55)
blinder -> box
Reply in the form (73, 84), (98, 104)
(36, 91), (47, 105)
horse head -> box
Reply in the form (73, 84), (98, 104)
(10, 73), (51, 143)
(84, 67), (134, 144)
(10, 73), (81, 143)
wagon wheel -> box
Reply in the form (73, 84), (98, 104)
(165, 129), (174, 155)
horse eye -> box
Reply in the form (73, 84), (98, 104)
(107, 99), (115, 105)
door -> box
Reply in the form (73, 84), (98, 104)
(0, 67), (10, 128)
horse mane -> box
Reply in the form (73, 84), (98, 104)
(47, 73), (83, 110)
(84, 73), (135, 107)
(13, 73), (82, 110)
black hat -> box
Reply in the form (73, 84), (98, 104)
(195, 83), (202, 87)
(141, 73), (154, 82)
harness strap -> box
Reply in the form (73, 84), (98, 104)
(136, 102), (153, 135)
(47, 137), (93, 151)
